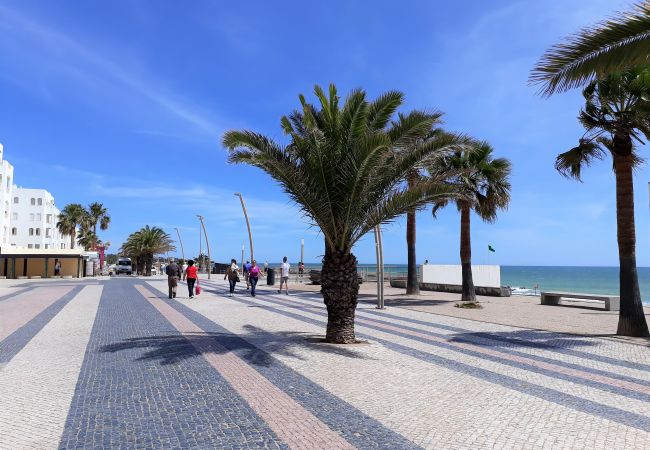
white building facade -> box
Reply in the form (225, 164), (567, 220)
(0, 144), (15, 246)
(8, 187), (64, 250)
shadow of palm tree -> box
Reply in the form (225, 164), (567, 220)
(100, 326), (370, 366)
(448, 329), (598, 350)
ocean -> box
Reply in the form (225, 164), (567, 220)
(295, 264), (650, 306)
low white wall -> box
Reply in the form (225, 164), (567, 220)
(420, 264), (501, 288)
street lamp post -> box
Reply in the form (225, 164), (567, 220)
(301, 239), (304, 264)
(234, 193), (254, 261)
(174, 227), (185, 263)
(374, 226), (385, 309)
(196, 215), (211, 280)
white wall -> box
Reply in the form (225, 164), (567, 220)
(0, 144), (14, 246)
(421, 264), (501, 288)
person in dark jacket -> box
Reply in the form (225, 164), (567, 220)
(166, 259), (182, 298)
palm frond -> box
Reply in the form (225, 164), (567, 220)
(555, 140), (607, 180)
(530, 2), (650, 96)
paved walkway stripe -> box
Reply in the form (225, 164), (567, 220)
(0, 285), (102, 449)
(201, 281), (650, 397)
(249, 290), (650, 401)
(145, 280), (422, 450)
(0, 285), (85, 367)
(60, 279), (288, 449)
(0, 287), (33, 302)
(0, 285), (74, 342)
(218, 287), (650, 432)
(136, 284), (356, 450)
(285, 287), (650, 373)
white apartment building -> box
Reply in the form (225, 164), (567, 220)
(0, 144), (15, 246)
(8, 187), (64, 250)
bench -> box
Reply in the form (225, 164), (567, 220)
(540, 291), (620, 311)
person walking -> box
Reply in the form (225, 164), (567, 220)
(183, 259), (198, 299)
(278, 256), (290, 295)
(298, 261), (305, 278)
(243, 260), (252, 290)
(166, 258), (182, 299)
(263, 260), (269, 274)
(224, 259), (239, 296)
(249, 260), (261, 297)
(54, 259), (61, 276)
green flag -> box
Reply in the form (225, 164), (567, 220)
(488, 245), (495, 253)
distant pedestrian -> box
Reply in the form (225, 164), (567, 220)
(224, 259), (239, 296)
(54, 258), (61, 276)
(263, 260), (269, 274)
(298, 261), (305, 278)
(249, 260), (261, 297)
(183, 259), (198, 299)
(278, 256), (290, 295)
(243, 260), (252, 290)
(182, 261), (188, 274)
(166, 259), (182, 299)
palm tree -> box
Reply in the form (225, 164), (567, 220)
(429, 142), (511, 303)
(86, 202), (110, 250)
(120, 226), (175, 276)
(223, 84), (460, 343)
(554, 67), (650, 337)
(530, 2), (650, 96)
(77, 228), (100, 251)
(393, 112), (466, 295)
(56, 203), (86, 249)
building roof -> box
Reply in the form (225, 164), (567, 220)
(0, 247), (85, 257)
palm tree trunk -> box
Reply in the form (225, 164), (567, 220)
(145, 253), (153, 276)
(321, 247), (359, 344)
(406, 172), (419, 295)
(70, 230), (76, 250)
(93, 223), (97, 251)
(613, 137), (649, 337)
(460, 203), (476, 302)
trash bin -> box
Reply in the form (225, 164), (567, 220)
(267, 268), (275, 285)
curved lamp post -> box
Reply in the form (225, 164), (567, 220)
(174, 227), (186, 262)
(234, 193), (254, 262)
(196, 215), (211, 280)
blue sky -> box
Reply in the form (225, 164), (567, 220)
(1, 0), (647, 266)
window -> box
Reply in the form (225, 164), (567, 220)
(28, 244), (33, 249)
(61, 243), (66, 249)
(12, 213), (17, 220)
(29, 228), (34, 236)
(44, 244), (49, 249)
(34, 244), (40, 249)
(29, 213), (34, 221)
(35, 228), (41, 236)
(36, 213), (41, 221)
(46, 214), (52, 224)
(13, 197), (18, 204)
(11, 227), (16, 236)
(37, 198), (42, 206)
(45, 228), (51, 238)
(30, 198), (35, 206)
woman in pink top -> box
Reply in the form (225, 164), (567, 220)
(249, 260), (261, 297)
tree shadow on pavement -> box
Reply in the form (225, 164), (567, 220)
(447, 329), (599, 350)
(100, 327), (370, 367)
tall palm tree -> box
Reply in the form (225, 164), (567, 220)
(554, 67), (650, 337)
(393, 112), (466, 295)
(223, 84), (460, 343)
(120, 226), (175, 276)
(530, 2), (650, 96)
(56, 203), (86, 250)
(86, 202), (110, 250)
(429, 142), (511, 303)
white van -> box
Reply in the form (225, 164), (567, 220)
(115, 257), (132, 275)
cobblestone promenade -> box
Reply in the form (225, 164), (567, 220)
(0, 277), (648, 449)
